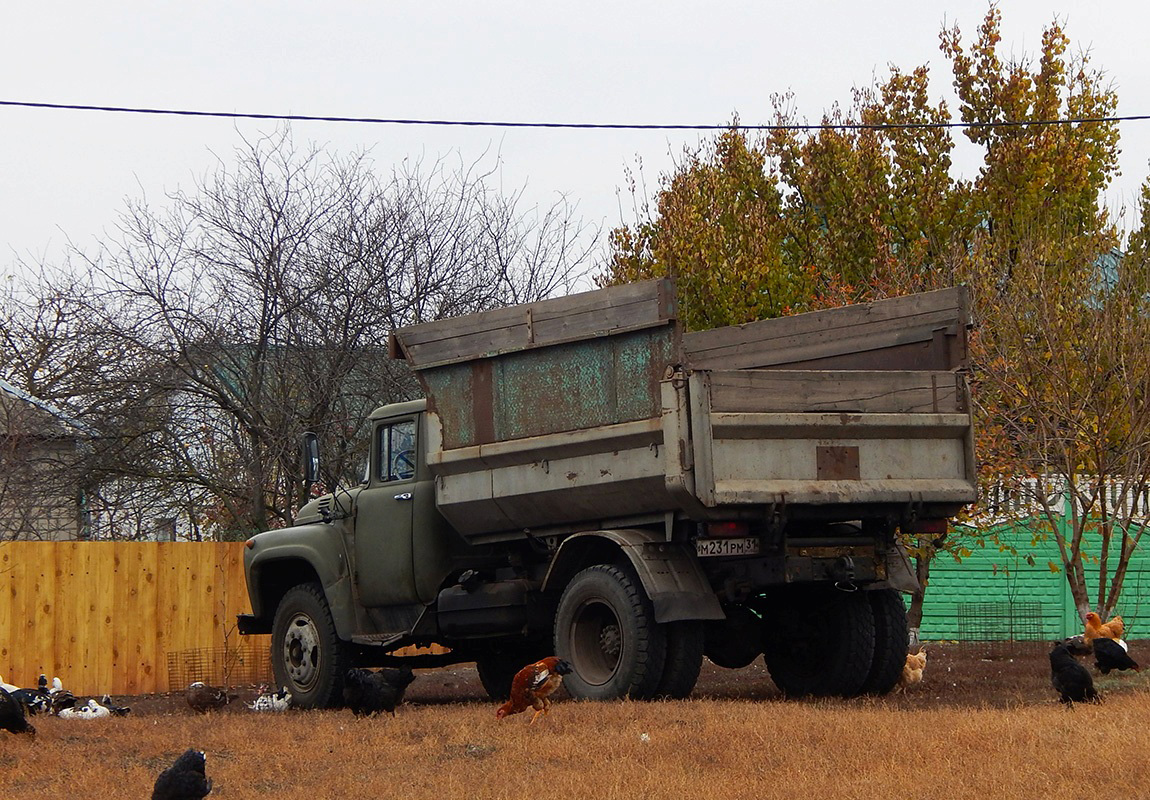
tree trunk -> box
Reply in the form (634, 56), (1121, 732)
(906, 550), (933, 649)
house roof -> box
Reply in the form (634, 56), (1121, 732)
(0, 377), (95, 437)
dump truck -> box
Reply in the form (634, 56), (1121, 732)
(238, 278), (976, 708)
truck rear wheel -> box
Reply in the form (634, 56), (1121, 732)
(859, 588), (910, 695)
(703, 604), (763, 669)
(760, 586), (875, 698)
(655, 620), (704, 698)
(555, 563), (667, 700)
(270, 583), (349, 709)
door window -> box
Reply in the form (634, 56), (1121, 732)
(378, 420), (416, 482)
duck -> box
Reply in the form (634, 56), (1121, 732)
(99, 694), (132, 716)
(58, 698), (112, 720)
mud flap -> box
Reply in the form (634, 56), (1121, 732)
(880, 540), (920, 594)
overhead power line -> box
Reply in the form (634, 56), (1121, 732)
(0, 99), (1147, 131)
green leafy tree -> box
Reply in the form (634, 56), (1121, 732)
(604, 128), (799, 330)
(606, 6), (1144, 628)
(941, 7), (1120, 278)
(946, 9), (1137, 621)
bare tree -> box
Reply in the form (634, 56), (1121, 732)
(2, 129), (595, 539)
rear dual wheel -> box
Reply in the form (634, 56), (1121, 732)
(760, 586), (876, 698)
(860, 588), (910, 695)
(555, 563), (703, 700)
(475, 639), (553, 701)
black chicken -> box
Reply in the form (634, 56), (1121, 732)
(343, 667), (416, 716)
(185, 682), (237, 714)
(0, 687), (35, 736)
(152, 748), (212, 800)
(1093, 637), (1141, 674)
(1050, 641), (1100, 705)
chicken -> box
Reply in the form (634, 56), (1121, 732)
(1084, 612), (1126, 645)
(1050, 641), (1100, 705)
(1061, 635), (1093, 656)
(0, 687), (35, 736)
(343, 667), (416, 717)
(100, 694), (132, 716)
(247, 685), (292, 712)
(151, 748), (212, 800)
(496, 657), (573, 724)
(896, 648), (927, 691)
(185, 682), (237, 714)
(1093, 637), (1141, 675)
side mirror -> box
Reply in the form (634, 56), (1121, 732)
(302, 432), (321, 487)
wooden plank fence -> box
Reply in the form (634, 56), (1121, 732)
(0, 541), (270, 695)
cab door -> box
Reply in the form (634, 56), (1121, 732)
(353, 417), (419, 607)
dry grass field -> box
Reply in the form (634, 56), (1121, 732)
(3, 643), (1148, 799)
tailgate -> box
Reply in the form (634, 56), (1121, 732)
(685, 369), (977, 513)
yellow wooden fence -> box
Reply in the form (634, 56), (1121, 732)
(0, 541), (270, 695)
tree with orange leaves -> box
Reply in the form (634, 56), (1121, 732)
(605, 6), (1145, 628)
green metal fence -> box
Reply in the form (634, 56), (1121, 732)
(919, 522), (1150, 640)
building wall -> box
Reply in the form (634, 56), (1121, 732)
(0, 388), (89, 541)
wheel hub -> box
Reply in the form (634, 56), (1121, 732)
(599, 624), (622, 659)
(283, 613), (321, 691)
(569, 600), (623, 686)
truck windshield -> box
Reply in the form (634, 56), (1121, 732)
(378, 420), (416, 482)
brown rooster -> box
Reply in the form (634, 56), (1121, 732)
(495, 657), (573, 724)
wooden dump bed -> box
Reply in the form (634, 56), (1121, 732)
(390, 280), (976, 540)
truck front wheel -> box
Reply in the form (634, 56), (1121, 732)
(555, 563), (667, 700)
(270, 583), (349, 709)
(475, 638), (553, 701)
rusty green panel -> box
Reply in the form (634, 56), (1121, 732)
(420, 325), (677, 449)
(613, 327), (677, 422)
(492, 340), (613, 441)
(420, 366), (475, 449)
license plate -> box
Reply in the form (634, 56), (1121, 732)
(695, 536), (761, 557)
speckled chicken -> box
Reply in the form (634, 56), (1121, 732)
(496, 657), (573, 724)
